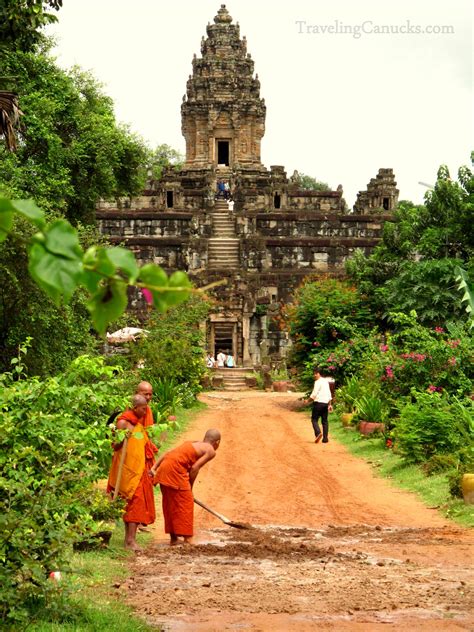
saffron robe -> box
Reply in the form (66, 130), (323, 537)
(107, 410), (157, 525)
(155, 442), (199, 536)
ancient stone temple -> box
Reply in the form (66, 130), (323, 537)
(353, 169), (399, 214)
(97, 5), (395, 367)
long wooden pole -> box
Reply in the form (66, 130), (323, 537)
(112, 437), (129, 501)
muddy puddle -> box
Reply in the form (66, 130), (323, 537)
(120, 524), (473, 631)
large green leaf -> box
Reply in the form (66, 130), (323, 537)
(0, 198), (14, 242)
(106, 246), (139, 284)
(87, 279), (128, 335)
(10, 199), (46, 229)
(139, 263), (169, 312)
(81, 246), (117, 293)
(43, 220), (82, 259)
(165, 270), (192, 307)
(28, 242), (82, 303)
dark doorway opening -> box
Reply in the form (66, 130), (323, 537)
(166, 191), (174, 208)
(274, 193), (281, 209)
(217, 141), (230, 166)
(213, 322), (234, 359)
(382, 197), (390, 211)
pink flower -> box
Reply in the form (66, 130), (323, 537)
(380, 344), (389, 352)
(142, 288), (153, 305)
(448, 357), (456, 366)
(434, 326), (444, 333)
(312, 341), (320, 347)
(447, 339), (460, 348)
(428, 385), (437, 392)
(328, 365), (336, 370)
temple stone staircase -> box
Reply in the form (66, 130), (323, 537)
(212, 367), (255, 391)
(208, 199), (239, 269)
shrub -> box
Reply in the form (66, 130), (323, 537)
(0, 355), (132, 624)
(336, 376), (367, 412)
(132, 295), (210, 397)
(395, 392), (473, 464)
(354, 394), (389, 423)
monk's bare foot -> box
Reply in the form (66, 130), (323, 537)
(125, 541), (143, 552)
(182, 537), (194, 546)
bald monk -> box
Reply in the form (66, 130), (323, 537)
(134, 381), (158, 532)
(150, 429), (221, 545)
(107, 394), (157, 551)
(136, 381), (154, 427)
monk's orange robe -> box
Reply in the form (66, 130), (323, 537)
(155, 441), (199, 537)
(143, 405), (154, 428)
(107, 410), (156, 525)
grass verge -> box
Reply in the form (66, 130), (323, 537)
(26, 530), (154, 632)
(330, 415), (474, 528)
(27, 401), (207, 631)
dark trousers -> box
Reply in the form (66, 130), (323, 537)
(311, 402), (329, 441)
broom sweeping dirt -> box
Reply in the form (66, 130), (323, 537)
(194, 497), (252, 529)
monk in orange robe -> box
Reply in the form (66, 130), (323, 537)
(136, 381), (154, 428)
(150, 429), (221, 545)
(107, 394), (158, 550)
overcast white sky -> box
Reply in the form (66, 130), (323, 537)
(47, 0), (472, 207)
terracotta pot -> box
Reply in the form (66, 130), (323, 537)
(341, 412), (355, 427)
(461, 473), (474, 505)
(359, 421), (385, 436)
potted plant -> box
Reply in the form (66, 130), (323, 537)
(354, 394), (388, 435)
(337, 376), (364, 426)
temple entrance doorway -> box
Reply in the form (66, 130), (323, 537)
(217, 140), (230, 166)
(209, 319), (239, 364)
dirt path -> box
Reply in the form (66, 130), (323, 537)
(121, 392), (474, 631)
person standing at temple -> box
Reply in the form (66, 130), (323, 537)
(216, 349), (226, 368)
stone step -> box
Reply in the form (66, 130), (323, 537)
(209, 240), (238, 243)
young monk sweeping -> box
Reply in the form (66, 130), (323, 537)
(107, 394), (158, 551)
(150, 429), (221, 545)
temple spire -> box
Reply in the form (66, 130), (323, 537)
(181, 5), (266, 168)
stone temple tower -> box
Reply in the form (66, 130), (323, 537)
(182, 4), (266, 170)
(97, 4), (395, 369)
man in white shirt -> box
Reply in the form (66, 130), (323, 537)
(306, 367), (333, 444)
(216, 350), (227, 368)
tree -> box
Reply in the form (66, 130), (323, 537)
(148, 143), (184, 181)
(0, 0), (63, 52)
(346, 161), (474, 324)
(283, 277), (374, 368)
(291, 172), (330, 191)
(0, 48), (149, 223)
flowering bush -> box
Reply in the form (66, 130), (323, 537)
(375, 312), (473, 397)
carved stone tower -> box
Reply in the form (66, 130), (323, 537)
(353, 168), (399, 214)
(181, 4), (265, 169)
(97, 4), (395, 369)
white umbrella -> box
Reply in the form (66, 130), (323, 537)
(106, 327), (148, 344)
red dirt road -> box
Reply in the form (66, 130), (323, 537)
(122, 392), (474, 631)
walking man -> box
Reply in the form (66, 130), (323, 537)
(305, 367), (333, 444)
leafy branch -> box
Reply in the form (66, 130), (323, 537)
(0, 197), (199, 334)
(455, 266), (474, 329)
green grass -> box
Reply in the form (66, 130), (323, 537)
(26, 401), (207, 632)
(329, 414), (474, 528)
(26, 530), (155, 632)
